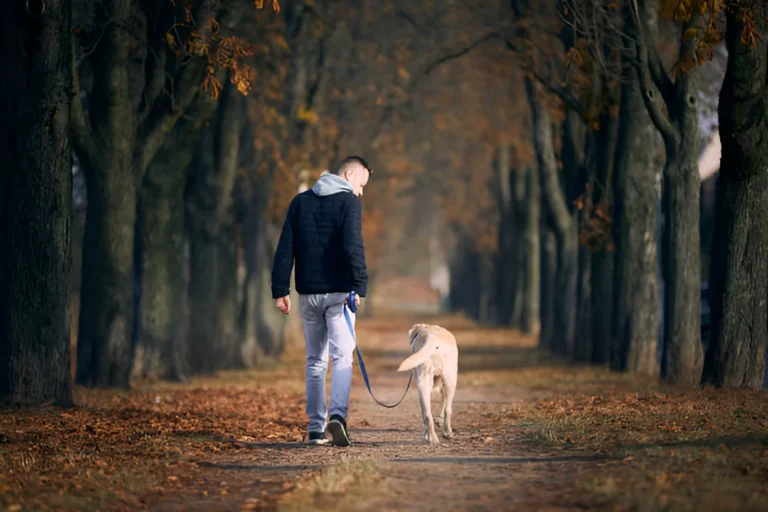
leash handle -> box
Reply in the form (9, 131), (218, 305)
(342, 300), (412, 409)
(347, 291), (358, 313)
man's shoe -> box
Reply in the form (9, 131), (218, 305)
(326, 414), (351, 447)
(308, 431), (328, 445)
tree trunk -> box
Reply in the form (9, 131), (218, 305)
(72, 0), (223, 387)
(0, 0), (73, 407)
(521, 165), (541, 336)
(186, 218), (219, 375)
(630, 0), (703, 386)
(611, 67), (661, 377)
(478, 253), (495, 324)
(540, 227), (558, 351)
(575, 235), (593, 362)
(661, 151), (703, 385)
(590, 110), (619, 366)
(494, 141), (517, 326)
(217, 220), (242, 368)
(591, 248), (614, 365)
(702, 15), (768, 389)
(74, 0), (137, 387)
(527, 79), (578, 357)
(132, 93), (218, 381)
(185, 81), (244, 374)
(240, 189), (288, 362)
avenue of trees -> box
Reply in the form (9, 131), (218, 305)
(1, 0), (766, 407)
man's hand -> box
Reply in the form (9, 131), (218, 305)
(345, 294), (361, 308)
(276, 296), (291, 315)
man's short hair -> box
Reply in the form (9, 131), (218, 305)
(334, 155), (373, 176)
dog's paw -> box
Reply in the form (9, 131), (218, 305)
(442, 431), (454, 439)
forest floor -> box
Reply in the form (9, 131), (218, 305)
(2, 304), (768, 511)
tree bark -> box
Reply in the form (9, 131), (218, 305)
(521, 165), (541, 336)
(73, 0), (137, 387)
(71, 0), (220, 387)
(539, 227), (558, 351)
(132, 92), (219, 381)
(0, 0), (74, 407)
(702, 13), (768, 389)
(611, 65), (661, 377)
(661, 152), (702, 385)
(632, 0), (703, 386)
(217, 220), (242, 367)
(590, 109), (619, 366)
(575, 226), (593, 362)
(493, 141), (518, 326)
(527, 79), (578, 357)
(186, 130), (220, 375)
(185, 80), (244, 374)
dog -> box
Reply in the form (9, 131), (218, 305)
(397, 323), (458, 444)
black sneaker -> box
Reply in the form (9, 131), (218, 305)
(308, 431), (328, 445)
(326, 414), (351, 447)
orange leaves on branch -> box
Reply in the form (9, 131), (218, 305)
(202, 70), (222, 98)
(165, 0), (281, 100)
(254, 0), (280, 13)
(739, 7), (764, 48)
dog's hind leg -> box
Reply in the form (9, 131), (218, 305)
(441, 372), (456, 439)
(436, 379), (447, 428)
(417, 372), (439, 444)
(434, 376), (445, 427)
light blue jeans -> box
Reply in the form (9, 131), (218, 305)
(299, 293), (356, 433)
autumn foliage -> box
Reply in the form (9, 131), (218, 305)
(0, 386), (304, 510)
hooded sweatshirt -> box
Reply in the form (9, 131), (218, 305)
(271, 174), (368, 299)
(311, 173), (355, 196)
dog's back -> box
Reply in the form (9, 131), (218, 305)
(398, 323), (458, 373)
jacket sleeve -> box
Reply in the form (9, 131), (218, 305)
(271, 197), (297, 299)
(341, 196), (369, 297)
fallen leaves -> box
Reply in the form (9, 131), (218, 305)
(478, 365), (768, 511)
(0, 386), (305, 510)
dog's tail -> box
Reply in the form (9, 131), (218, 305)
(397, 334), (440, 372)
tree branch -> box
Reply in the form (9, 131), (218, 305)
(630, 0), (678, 145)
(528, 65), (586, 117)
(134, 63), (207, 179)
(424, 31), (500, 74)
(527, 80), (574, 237)
(134, 0), (224, 179)
(630, 0), (675, 105)
(138, 45), (168, 128)
(396, 9), (422, 30)
(69, 37), (98, 175)
(636, 46), (678, 143)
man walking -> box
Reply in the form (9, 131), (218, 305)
(271, 156), (371, 446)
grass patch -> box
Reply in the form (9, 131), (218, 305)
(482, 366), (768, 511)
(276, 459), (385, 512)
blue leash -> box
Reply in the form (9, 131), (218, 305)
(344, 291), (412, 409)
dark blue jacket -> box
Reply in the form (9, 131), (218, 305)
(271, 186), (368, 299)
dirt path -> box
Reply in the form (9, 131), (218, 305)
(147, 314), (604, 511)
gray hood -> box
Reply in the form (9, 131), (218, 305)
(312, 173), (354, 196)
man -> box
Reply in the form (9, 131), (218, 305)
(271, 155), (371, 446)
